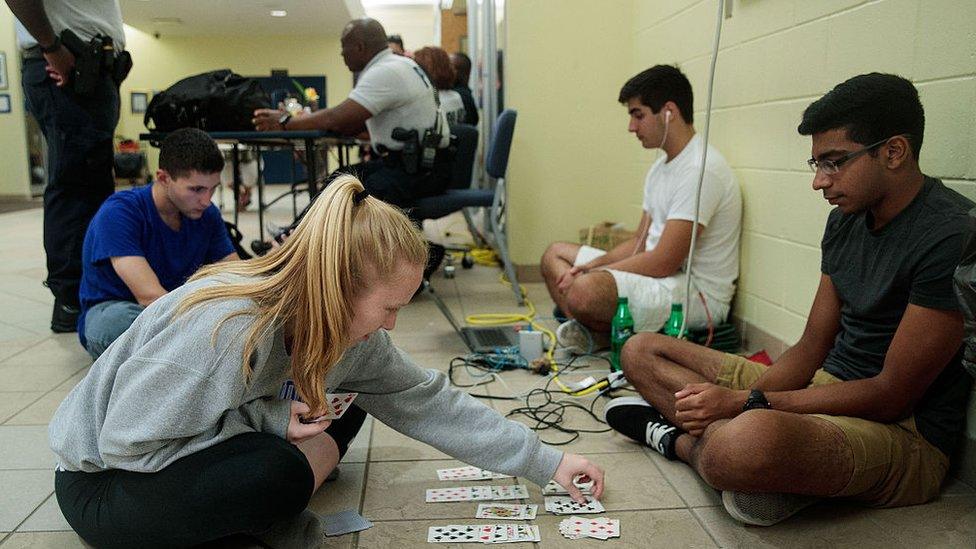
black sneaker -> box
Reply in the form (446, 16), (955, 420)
(51, 299), (79, 333)
(424, 242), (446, 280)
(604, 396), (682, 460)
(553, 306), (568, 323)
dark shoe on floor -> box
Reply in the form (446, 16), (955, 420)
(553, 306), (568, 323)
(51, 299), (79, 333)
(604, 396), (681, 460)
(721, 490), (818, 526)
(424, 242), (446, 280)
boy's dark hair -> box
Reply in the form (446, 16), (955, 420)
(387, 34), (404, 47)
(158, 128), (224, 179)
(452, 52), (472, 86)
(798, 73), (924, 159)
(618, 64), (694, 124)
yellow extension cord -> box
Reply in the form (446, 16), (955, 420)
(457, 250), (611, 397)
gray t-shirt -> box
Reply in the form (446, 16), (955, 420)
(820, 177), (975, 456)
(49, 275), (562, 487)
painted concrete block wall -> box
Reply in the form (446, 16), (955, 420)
(506, 0), (976, 477)
(0, 12), (33, 198)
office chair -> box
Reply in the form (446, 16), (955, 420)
(412, 109), (523, 305)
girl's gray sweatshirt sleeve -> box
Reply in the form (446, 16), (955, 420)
(332, 331), (563, 487)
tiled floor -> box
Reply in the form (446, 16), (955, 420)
(1, 201), (975, 548)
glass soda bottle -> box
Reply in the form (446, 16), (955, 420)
(610, 297), (635, 372)
(663, 303), (684, 338)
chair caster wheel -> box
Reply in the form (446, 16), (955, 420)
(444, 265), (456, 278)
(462, 254), (474, 269)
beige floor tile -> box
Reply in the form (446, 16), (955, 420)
(0, 427), (55, 470)
(0, 363), (85, 394)
(527, 452), (685, 511)
(0, 295), (51, 336)
(645, 449), (721, 508)
(693, 502), (904, 549)
(0, 470), (53, 532)
(17, 496), (70, 533)
(390, 332), (468, 356)
(4, 391), (69, 426)
(866, 494), (976, 548)
(0, 275), (51, 306)
(491, 394), (644, 455)
(369, 422), (449, 462)
(1, 336), (90, 369)
(535, 509), (717, 548)
(342, 416), (373, 464)
(0, 532), (90, 549)
(357, 519), (535, 549)
(362, 460), (499, 521)
(0, 325), (47, 363)
(308, 463), (366, 517)
(0, 394), (44, 424)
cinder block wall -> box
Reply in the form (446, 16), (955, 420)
(507, 0), (976, 482)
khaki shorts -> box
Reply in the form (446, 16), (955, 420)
(716, 354), (949, 507)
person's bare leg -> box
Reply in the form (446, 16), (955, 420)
(564, 271), (617, 332)
(620, 333), (728, 424)
(687, 410), (853, 497)
(540, 242), (581, 315)
(297, 431), (340, 492)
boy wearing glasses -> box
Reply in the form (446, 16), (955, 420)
(603, 73), (974, 526)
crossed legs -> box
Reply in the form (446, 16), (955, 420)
(541, 242), (617, 332)
(620, 333), (853, 497)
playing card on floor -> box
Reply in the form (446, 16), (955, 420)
(437, 466), (487, 481)
(544, 496), (606, 515)
(490, 485), (529, 500)
(426, 486), (493, 502)
(426, 525), (481, 543)
(475, 503), (538, 520)
(558, 516), (620, 540)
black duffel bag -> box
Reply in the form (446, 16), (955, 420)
(145, 69), (269, 132)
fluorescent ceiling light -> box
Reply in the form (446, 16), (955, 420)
(270, 9), (287, 17)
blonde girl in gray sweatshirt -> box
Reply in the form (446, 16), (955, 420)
(49, 175), (604, 548)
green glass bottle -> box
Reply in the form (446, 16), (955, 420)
(663, 303), (684, 338)
(610, 297), (635, 372)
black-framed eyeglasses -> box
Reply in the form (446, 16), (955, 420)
(806, 135), (904, 175)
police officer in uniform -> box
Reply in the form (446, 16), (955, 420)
(253, 18), (453, 210)
(6, 0), (130, 332)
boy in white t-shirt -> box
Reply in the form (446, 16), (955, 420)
(540, 65), (742, 349)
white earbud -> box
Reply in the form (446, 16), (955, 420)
(665, 110), (672, 122)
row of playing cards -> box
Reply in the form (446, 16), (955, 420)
(437, 466), (513, 482)
(558, 516), (620, 540)
(426, 485), (529, 503)
(427, 524), (541, 544)
(475, 503), (537, 520)
(544, 496), (605, 515)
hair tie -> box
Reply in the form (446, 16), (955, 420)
(353, 189), (369, 205)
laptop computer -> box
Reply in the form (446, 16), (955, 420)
(428, 283), (519, 353)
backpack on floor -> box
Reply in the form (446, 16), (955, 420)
(145, 69), (270, 132)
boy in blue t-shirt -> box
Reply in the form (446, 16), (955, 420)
(78, 128), (238, 358)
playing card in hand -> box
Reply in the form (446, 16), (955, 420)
(543, 478), (594, 495)
(544, 495), (606, 515)
(300, 392), (358, 423)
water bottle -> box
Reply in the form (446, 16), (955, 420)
(663, 303), (684, 338)
(610, 297), (635, 372)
